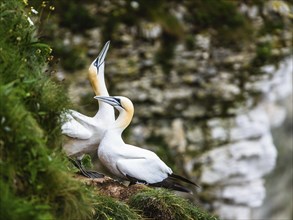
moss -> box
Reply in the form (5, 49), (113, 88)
(187, 0), (244, 28)
(128, 188), (219, 220)
(185, 35), (196, 50)
(184, 0), (254, 47)
(0, 84), (93, 219)
(93, 192), (142, 220)
(99, 0), (184, 40)
(52, 43), (87, 71)
(259, 8), (286, 36)
(252, 42), (273, 66)
(81, 154), (94, 169)
(155, 32), (177, 74)
(0, 179), (53, 220)
(51, 0), (96, 32)
(200, 121), (212, 151)
(145, 1), (184, 39)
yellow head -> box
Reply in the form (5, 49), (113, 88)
(88, 41), (110, 96)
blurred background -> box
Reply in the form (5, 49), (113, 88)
(28, 0), (292, 219)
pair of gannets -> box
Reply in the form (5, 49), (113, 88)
(62, 42), (198, 192)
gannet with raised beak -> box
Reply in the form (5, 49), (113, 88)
(94, 96), (198, 193)
(61, 41), (115, 177)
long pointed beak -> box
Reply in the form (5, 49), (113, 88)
(94, 96), (119, 107)
(94, 41), (110, 68)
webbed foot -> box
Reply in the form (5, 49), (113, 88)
(68, 157), (104, 179)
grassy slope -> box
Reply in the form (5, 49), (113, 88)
(0, 1), (93, 219)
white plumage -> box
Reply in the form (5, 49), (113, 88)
(95, 96), (198, 192)
(61, 41), (115, 159)
(99, 138), (173, 184)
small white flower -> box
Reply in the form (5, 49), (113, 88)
(27, 17), (34, 26)
(31, 7), (38, 14)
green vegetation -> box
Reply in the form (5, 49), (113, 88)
(0, 1), (93, 219)
(185, 0), (253, 47)
(93, 193), (142, 220)
(0, 1), (138, 219)
(32, 0), (289, 75)
(129, 188), (218, 220)
(253, 42), (273, 66)
(52, 42), (87, 71)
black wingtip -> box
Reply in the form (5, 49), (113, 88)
(150, 179), (193, 194)
(124, 174), (197, 193)
(169, 173), (200, 188)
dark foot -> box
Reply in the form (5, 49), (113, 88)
(128, 181), (136, 186)
(126, 174), (148, 186)
(68, 157), (104, 179)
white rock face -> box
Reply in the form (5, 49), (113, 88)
(208, 106), (271, 142)
(221, 180), (265, 207)
(213, 202), (251, 220)
(200, 134), (277, 185)
(247, 57), (293, 102)
(198, 57), (292, 219)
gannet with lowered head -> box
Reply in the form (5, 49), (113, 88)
(61, 41), (115, 177)
(94, 96), (199, 193)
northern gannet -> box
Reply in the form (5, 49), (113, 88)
(94, 96), (199, 193)
(61, 41), (115, 178)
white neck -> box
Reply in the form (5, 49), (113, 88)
(110, 106), (134, 135)
(94, 100), (114, 121)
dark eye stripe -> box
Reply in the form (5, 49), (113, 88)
(113, 97), (121, 105)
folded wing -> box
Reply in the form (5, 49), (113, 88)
(116, 156), (172, 184)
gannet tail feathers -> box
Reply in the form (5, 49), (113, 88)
(169, 173), (199, 187)
(151, 179), (193, 194)
(126, 173), (198, 194)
